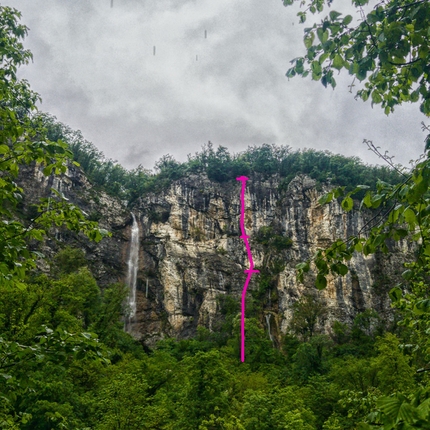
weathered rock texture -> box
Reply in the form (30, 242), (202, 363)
(19, 167), (411, 346)
(131, 173), (411, 345)
(17, 163), (130, 286)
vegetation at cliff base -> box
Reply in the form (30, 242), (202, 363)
(0, 253), (423, 429)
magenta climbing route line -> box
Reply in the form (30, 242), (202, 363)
(236, 176), (259, 362)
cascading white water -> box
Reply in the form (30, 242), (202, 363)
(126, 213), (140, 322)
(265, 313), (273, 343)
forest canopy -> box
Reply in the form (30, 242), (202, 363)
(34, 112), (404, 203)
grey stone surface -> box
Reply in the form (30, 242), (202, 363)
(18, 166), (411, 347)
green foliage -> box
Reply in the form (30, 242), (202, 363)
(91, 282), (131, 348)
(51, 268), (100, 330)
(52, 245), (88, 275)
(36, 113), (403, 201)
(291, 335), (332, 382)
(0, 7), (107, 289)
(0, 254), (132, 428)
(331, 310), (385, 357)
(372, 333), (415, 394)
(240, 387), (317, 429)
(173, 350), (235, 427)
(336, 388), (382, 429)
(366, 388), (430, 429)
(288, 57), (430, 429)
(298, 377), (340, 428)
(0, 325), (108, 428)
(284, 0), (430, 116)
(255, 225), (293, 251)
(0, 250), (420, 429)
(0, 18), (110, 424)
(289, 294), (328, 341)
(88, 356), (151, 429)
(284, 2), (430, 426)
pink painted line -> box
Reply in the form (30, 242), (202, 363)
(236, 176), (259, 362)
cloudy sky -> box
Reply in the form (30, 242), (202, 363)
(7, 0), (428, 170)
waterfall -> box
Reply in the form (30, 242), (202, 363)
(265, 313), (273, 343)
(126, 213), (139, 323)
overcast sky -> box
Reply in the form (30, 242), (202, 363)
(7, 0), (428, 170)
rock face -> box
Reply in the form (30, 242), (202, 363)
(18, 166), (411, 346)
(130, 173), (411, 345)
(17, 163), (130, 286)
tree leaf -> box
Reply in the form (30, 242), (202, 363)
(337, 263), (348, 276)
(341, 196), (354, 211)
(414, 299), (430, 315)
(315, 274), (327, 290)
(398, 402), (420, 423)
(319, 192), (333, 205)
(403, 208), (417, 227)
(377, 396), (404, 420)
(362, 192), (372, 208)
(342, 15), (353, 25)
(329, 11), (342, 21)
(304, 32), (315, 48)
(333, 53), (344, 70)
(389, 287), (403, 303)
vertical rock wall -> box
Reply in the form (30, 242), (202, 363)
(19, 165), (410, 346)
(131, 173), (410, 345)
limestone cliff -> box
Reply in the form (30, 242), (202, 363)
(130, 173), (411, 345)
(18, 166), (410, 346)
(17, 163), (130, 286)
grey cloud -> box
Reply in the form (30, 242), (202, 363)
(9, 0), (427, 171)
